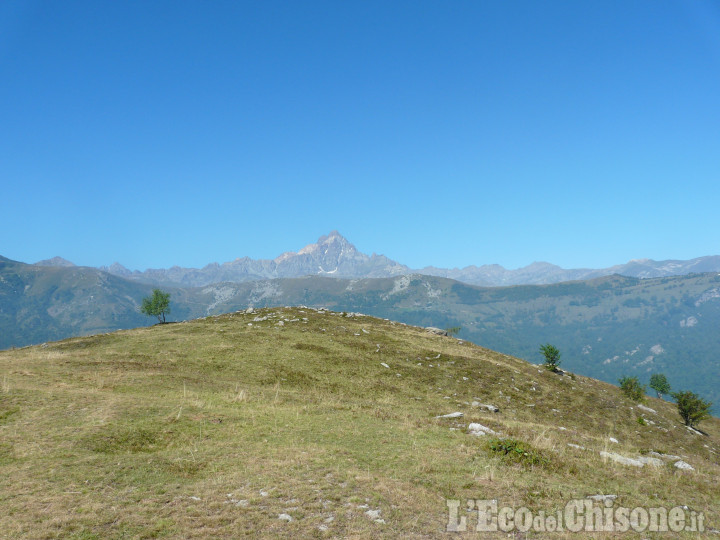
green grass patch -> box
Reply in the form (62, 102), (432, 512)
(487, 437), (550, 467)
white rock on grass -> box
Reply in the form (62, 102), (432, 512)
(278, 513), (293, 522)
(637, 456), (664, 467)
(435, 412), (463, 419)
(471, 402), (500, 413)
(365, 509), (381, 520)
(567, 443), (586, 450)
(637, 404), (657, 414)
(380, 362), (389, 368)
(467, 423), (497, 436)
(609, 437), (619, 444)
(600, 451), (645, 468)
(674, 460), (695, 471)
(649, 451), (682, 461)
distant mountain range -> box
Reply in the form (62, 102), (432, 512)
(32, 230), (720, 287)
(2, 251), (719, 406)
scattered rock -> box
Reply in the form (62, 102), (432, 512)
(436, 412), (463, 419)
(278, 513), (293, 522)
(637, 404), (656, 414)
(567, 443), (586, 450)
(674, 460), (695, 471)
(648, 451), (682, 461)
(471, 402), (500, 413)
(380, 362), (389, 368)
(365, 509), (381, 520)
(637, 456), (663, 467)
(609, 437), (619, 444)
(467, 423), (497, 436)
(188, 496), (201, 501)
(425, 327), (449, 336)
(600, 451), (645, 467)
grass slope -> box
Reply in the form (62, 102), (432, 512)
(0, 308), (718, 538)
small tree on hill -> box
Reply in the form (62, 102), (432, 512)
(539, 344), (561, 372)
(649, 373), (671, 399)
(445, 326), (461, 337)
(619, 376), (645, 402)
(141, 289), (171, 323)
(672, 390), (712, 428)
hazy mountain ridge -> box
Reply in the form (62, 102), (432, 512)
(418, 256), (720, 285)
(94, 231), (410, 287)
(34, 231), (720, 287)
(5, 252), (720, 405)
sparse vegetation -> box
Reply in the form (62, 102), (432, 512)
(141, 288), (171, 323)
(649, 373), (671, 399)
(619, 376), (646, 402)
(672, 390), (713, 428)
(444, 325), (461, 337)
(0, 307), (717, 538)
(539, 343), (561, 372)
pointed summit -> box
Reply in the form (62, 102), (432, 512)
(296, 231), (355, 259)
(316, 230), (344, 244)
(270, 231), (408, 277)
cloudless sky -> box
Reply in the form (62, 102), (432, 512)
(2, 0), (719, 271)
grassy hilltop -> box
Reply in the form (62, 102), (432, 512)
(0, 308), (718, 538)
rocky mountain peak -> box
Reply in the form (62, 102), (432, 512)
(34, 256), (76, 267)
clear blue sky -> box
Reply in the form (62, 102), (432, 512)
(2, 1), (719, 271)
